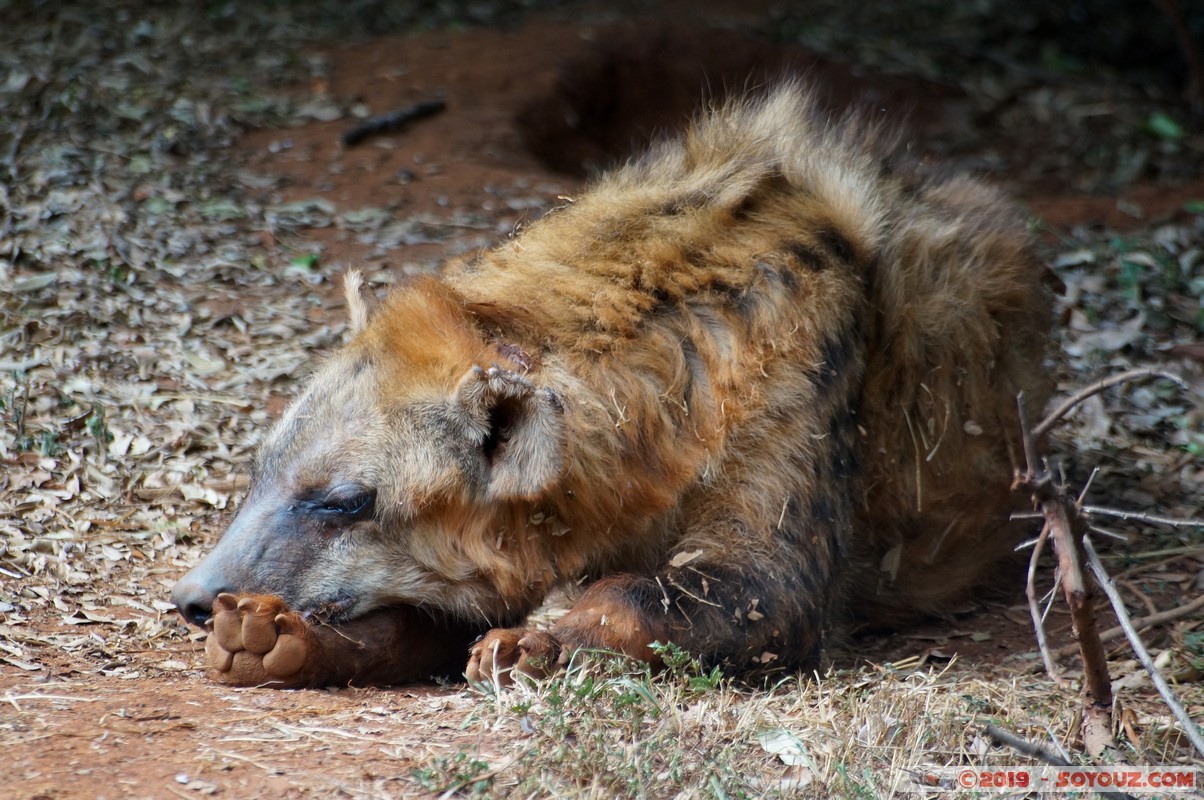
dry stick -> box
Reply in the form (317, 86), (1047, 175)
(1050, 493), (1114, 758)
(1030, 593), (1204, 667)
(1015, 507), (1204, 530)
(1083, 536), (1204, 760)
(983, 724), (1135, 800)
(1115, 553), (1204, 582)
(1027, 522), (1069, 686)
(1083, 505), (1204, 529)
(1017, 390), (1041, 476)
(1017, 394), (1116, 757)
(985, 722), (1071, 766)
(1087, 524), (1128, 543)
(341, 100), (446, 146)
(1032, 368), (1187, 439)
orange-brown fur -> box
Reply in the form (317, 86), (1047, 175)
(173, 84), (1051, 682)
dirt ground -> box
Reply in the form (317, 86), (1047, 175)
(2, 1), (1203, 798)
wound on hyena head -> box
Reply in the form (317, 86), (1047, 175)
(172, 82), (1052, 687)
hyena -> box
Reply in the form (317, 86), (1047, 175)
(172, 84), (1051, 687)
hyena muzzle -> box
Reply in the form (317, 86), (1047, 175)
(172, 83), (1051, 687)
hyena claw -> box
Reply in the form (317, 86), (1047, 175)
(466, 628), (562, 687)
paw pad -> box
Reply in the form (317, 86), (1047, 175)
(204, 593), (311, 686)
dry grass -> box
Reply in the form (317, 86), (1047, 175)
(391, 645), (1201, 797)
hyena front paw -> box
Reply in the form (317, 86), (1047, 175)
(205, 593), (311, 687)
(465, 628), (562, 687)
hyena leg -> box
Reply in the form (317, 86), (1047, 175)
(468, 517), (845, 684)
(465, 575), (675, 685)
(468, 410), (857, 684)
(466, 544), (842, 685)
(206, 593), (481, 688)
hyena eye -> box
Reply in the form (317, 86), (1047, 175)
(309, 486), (376, 520)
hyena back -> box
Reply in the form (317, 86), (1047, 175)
(173, 84), (1050, 684)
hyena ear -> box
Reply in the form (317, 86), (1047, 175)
(343, 270), (369, 336)
(454, 365), (566, 500)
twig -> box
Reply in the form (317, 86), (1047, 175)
(1117, 579), (1159, 617)
(1042, 723), (1075, 764)
(204, 747), (286, 774)
(341, 100), (446, 146)
(985, 723), (1137, 800)
(1027, 523), (1069, 686)
(1076, 468), (1100, 505)
(1032, 369), (1187, 439)
(1115, 553), (1204, 581)
(1087, 525), (1128, 543)
(1108, 544), (1204, 561)
(1017, 391), (1040, 475)
(2, 693), (98, 704)
(1083, 506), (1204, 529)
(1083, 536), (1204, 759)
(984, 722), (1070, 766)
(1032, 593), (1204, 666)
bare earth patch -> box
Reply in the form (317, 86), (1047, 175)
(2, 1), (1202, 797)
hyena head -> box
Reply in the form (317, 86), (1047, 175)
(171, 275), (566, 628)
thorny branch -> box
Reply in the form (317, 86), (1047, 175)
(1016, 391), (1115, 757)
(1015, 368), (1198, 761)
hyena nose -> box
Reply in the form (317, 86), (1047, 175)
(171, 575), (228, 627)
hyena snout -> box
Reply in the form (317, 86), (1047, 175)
(171, 487), (369, 627)
(171, 499), (280, 627)
(172, 560), (235, 626)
